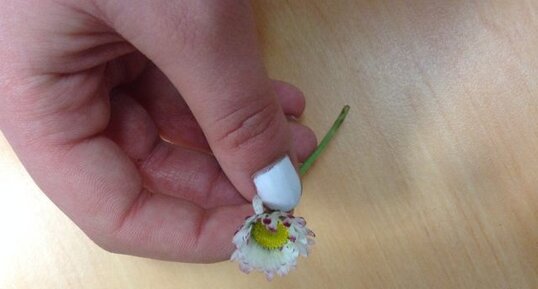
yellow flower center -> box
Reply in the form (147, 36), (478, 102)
(251, 221), (289, 250)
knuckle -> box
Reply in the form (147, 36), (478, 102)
(84, 220), (128, 254)
(95, 241), (117, 254)
(215, 100), (283, 152)
(87, 232), (120, 254)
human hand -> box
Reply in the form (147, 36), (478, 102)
(0, 0), (316, 262)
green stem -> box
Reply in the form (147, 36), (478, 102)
(299, 105), (350, 176)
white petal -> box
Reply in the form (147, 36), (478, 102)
(232, 225), (252, 247)
(252, 195), (264, 215)
(240, 263), (253, 274)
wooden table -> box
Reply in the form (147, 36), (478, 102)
(1, 1), (537, 288)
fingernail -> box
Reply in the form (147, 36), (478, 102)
(253, 156), (301, 212)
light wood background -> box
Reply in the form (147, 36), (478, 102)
(1, 0), (538, 288)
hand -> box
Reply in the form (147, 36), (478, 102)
(0, 0), (316, 262)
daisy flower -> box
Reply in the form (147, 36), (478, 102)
(231, 105), (350, 280)
(231, 195), (315, 280)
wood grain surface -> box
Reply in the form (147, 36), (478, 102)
(1, 1), (538, 288)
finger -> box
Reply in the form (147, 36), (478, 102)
(129, 63), (210, 151)
(104, 91), (246, 208)
(137, 124), (316, 208)
(104, 91), (315, 207)
(139, 141), (247, 208)
(104, 91), (159, 161)
(273, 80), (306, 118)
(289, 122), (318, 162)
(17, 136), (250, 262)
(2, 87), (251, 262)
(130, 63), (306, 151)
(104, 51), (149, 90)
(107, 1), (303, 211)
(107, 194), (253, 262)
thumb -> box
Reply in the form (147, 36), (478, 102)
(103, 0), (301, 211)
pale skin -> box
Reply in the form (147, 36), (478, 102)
(0, 0), (317, 262)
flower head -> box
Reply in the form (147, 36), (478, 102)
(231, 195), (315, 280)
